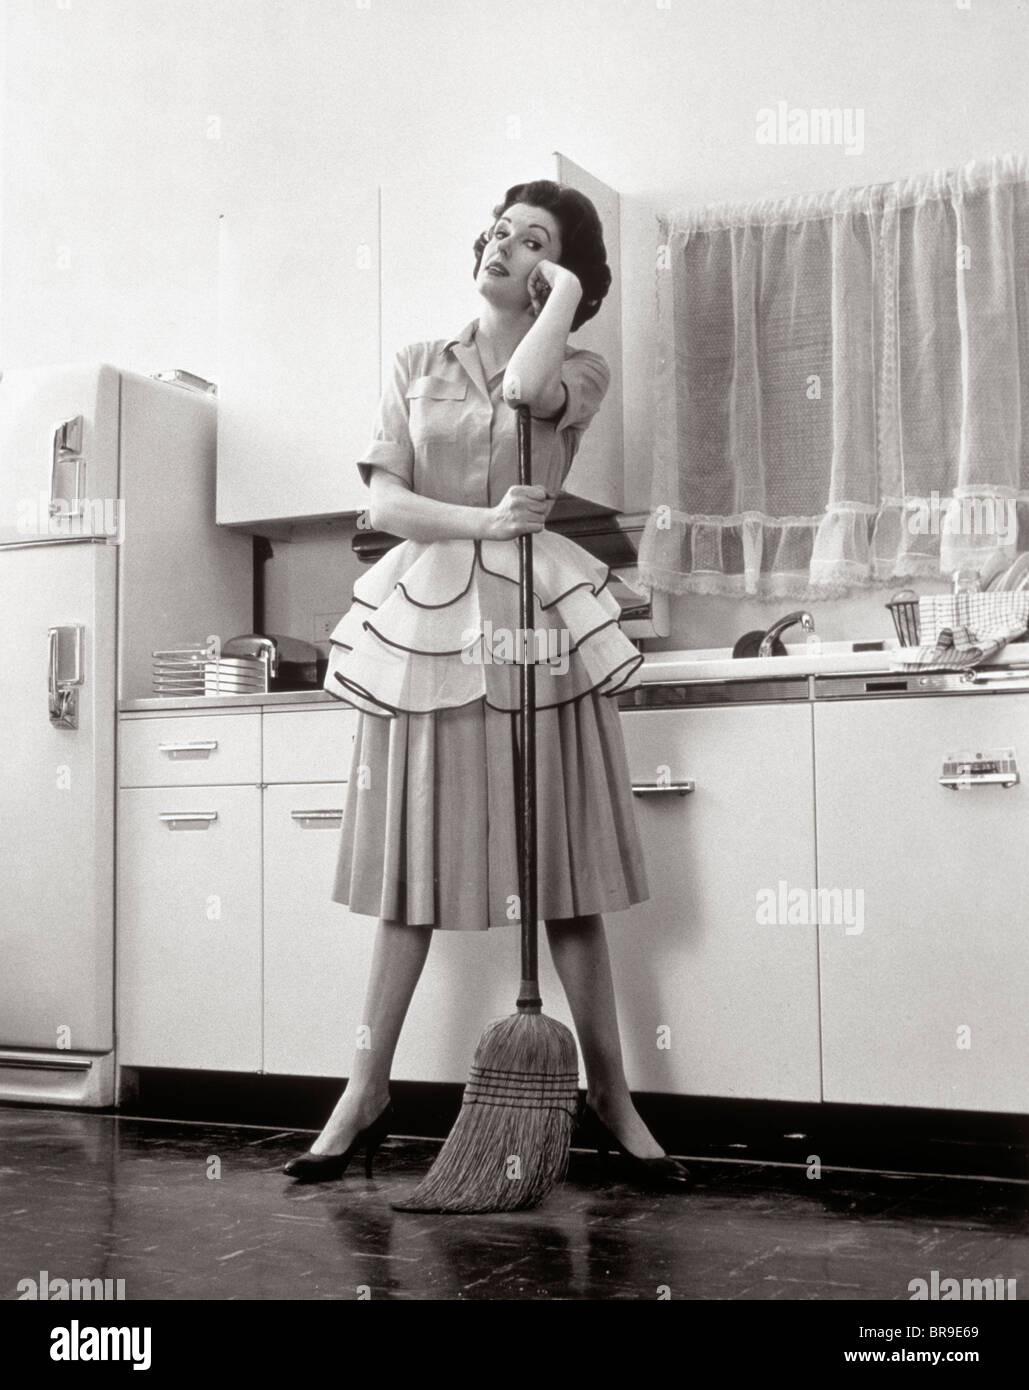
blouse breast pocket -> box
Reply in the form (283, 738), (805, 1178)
(405, 375), (469, 445)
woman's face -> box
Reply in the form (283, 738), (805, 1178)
(476, 203), (563, 310)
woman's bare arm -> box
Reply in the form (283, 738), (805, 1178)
(367, 469), (551, 543)
(503, 270), (583, 415)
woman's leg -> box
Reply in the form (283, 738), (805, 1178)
(544, 912), (665, 1159)
(309, 919), (433, 1155)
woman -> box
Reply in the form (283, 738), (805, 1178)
(284, 180), (690, 1192)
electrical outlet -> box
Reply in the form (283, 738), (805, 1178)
(314, 612), (344, 642)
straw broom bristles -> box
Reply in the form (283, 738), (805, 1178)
(390, 1010), (580, 1214)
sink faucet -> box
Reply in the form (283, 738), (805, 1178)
(759, 611), (816, 657)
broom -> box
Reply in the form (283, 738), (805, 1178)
(391, 403), (580, 1214)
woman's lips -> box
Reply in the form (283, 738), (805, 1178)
(486, 263), (509, 276)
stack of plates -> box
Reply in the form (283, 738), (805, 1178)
(202, 657), (268, 695)
(153, 648), (208, 696)
(152, 648), (269, 696)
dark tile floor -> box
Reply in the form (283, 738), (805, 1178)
(2, 1104), (1027, 1301)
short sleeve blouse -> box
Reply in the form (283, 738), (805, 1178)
(356, 318), (610, 506)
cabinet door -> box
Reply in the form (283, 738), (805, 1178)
(613, 704), (821, 1100)
(216, 190), (380, 526)
(263, 783), (362, 1076)
(815, 695), (1029, 1113)
(117, 786), (262, 1070)
(262, 781), (576, 1083)
(551, 153), (624, 513)
(379, 178), (488, 385)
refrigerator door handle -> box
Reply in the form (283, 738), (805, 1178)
(48, 625), (85, 729)
(49, 415), (85, 518)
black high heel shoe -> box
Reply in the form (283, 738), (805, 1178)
(578, 1101), (692, 1191)
(282, 1102), (394, 1183)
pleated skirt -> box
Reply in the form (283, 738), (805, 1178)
(331, 691), (650, 931)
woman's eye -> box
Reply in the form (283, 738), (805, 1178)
(493, 228), (541, 250)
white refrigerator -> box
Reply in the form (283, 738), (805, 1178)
(0, 364), (253, 1106)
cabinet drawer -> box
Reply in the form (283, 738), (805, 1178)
(262, 707), (358, 783)
(119, 712), (261, 787)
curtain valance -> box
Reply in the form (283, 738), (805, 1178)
(638, 153), (1029, 599)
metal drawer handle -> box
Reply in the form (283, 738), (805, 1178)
(939, 772), (1019, 790)
(631, 780), (695, 796)
(158, 740), (218, 756)
(939, 750), (1019, 791)
(158, 811), (219, 827)
(290, 809), (344, 825)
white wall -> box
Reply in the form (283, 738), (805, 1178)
(3, 0), (1025, 649)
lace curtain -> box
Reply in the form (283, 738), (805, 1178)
(638, 153), (1029, 599)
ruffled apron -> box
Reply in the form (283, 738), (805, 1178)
(326, 532), (644, 713)
(327, 533), (650, 929)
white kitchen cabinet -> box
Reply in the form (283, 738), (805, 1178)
(378, 177), (490, 391)
(262, 704), (362, 1077)
(116, 702), (529, 1086)
(387, 917), (580, 1084)
(258, 706), (367, 1073)
(117, 688), (1029, 1115)
(550, 152), (624, 513)
(262, 773), (528, 1083)
(216, 189), (381, 528)
(119, 698), (822, 1096)
(261, 709), (575, 1084)
(262, 782), (365, 1076)
(612, 703), (821, 1101)
(814, 694), (1029, 1114)
(216, 159), (623, 529)
(116, 782), (262, 1071)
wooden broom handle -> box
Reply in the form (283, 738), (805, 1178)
(515, 404), (541, 1011)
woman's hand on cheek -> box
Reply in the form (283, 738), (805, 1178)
(527, 260), (580, 318)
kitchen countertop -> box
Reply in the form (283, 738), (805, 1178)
(119, 637), (1029, 711)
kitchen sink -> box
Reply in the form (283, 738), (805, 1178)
(639, 637), (1029, 683)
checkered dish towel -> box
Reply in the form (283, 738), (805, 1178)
(890, 592), (1029, 671)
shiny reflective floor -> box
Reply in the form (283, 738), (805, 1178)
(2, 1104), (1027, 1301)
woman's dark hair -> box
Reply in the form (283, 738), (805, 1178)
(472, 179), (612, 332)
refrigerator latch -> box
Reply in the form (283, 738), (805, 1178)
(49, 415), (85, 519)
(48, 625), (84, 729)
